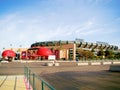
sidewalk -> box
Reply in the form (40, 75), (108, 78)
(0, 75), (26, 90)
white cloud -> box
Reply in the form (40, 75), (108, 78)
(0, 11), (118, 50)
(93, 0), (113, 5)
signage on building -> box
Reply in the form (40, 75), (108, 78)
(21, 51), (27, 59)
(48, 55), (56, 60)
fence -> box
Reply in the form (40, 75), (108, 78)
(24, 66), (55, 90)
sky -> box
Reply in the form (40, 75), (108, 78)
(0, 0), (120, 52)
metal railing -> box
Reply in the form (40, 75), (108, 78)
(24, 66), (55, 90)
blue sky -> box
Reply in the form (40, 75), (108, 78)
(0, 0), (120, 51)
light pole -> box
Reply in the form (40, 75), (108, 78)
(10, 44), (12, 50)
(3, 47), (5, 50)
(18, 45), (22, 60)
(0, 51), (1, 58)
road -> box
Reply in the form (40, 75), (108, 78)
(0, 61), (120, 90)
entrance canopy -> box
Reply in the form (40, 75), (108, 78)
(37, 47), (53, 57)
(2, 50), (16, 58)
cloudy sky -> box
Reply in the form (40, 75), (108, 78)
(0, 0), (120, 51)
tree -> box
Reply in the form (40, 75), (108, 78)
(86, 50), (94, 59)
(77, 49), (94, 60)
(77, 49), (84, 60)
(97, 49), (105, 59)
(114, 52), (120, 59)
(105, 50), (115, 59)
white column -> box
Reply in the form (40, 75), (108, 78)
(73, 44), (76, 60)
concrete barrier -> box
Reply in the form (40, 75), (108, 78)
(1, 61), (9, 63)
(113, 61), (120, 64)
(78, 62), (89, 66)
(54, 63), (60, 66)
(91, 62), (101, 65)
(45, 62), (60, 66)
(103, 62), (111, 65)
(109, 65), (120, 72)
(46, 63), (54, 66)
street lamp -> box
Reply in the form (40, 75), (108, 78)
(10, 44), (12, 50)
(18, 45), (22, 60)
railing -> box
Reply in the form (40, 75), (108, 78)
(24, 66), (55, 90)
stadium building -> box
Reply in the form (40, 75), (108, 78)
(27, 39), (118, 60)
